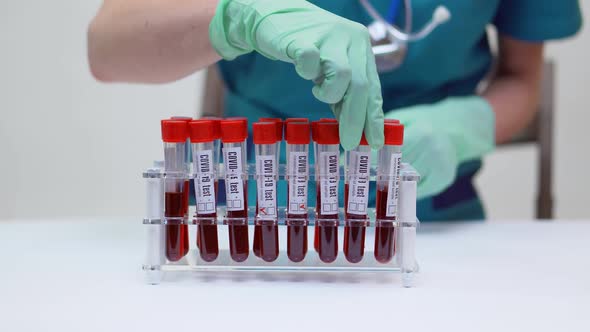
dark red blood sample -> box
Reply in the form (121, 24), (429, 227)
(181, 181), (190, 256)
(286, 186), (308, 262)
(254, 205), (278, 261)
(344, 224), (366, 263)
(197, 222), (219, 262)
(165, 192), (187, 262)
(315, 184), (338, 262)
(196, 181), (219, 261)
(314, 224), (319, 253)
(228, 224), (249, 262)
(287, 222), (307, 262)
(253, 225), (262, 257)
(374, 188), (396, 263)
(165, 225), (184, 262)
(318, 223), (338, 263)
(253, 203), (261, 257)
(343, 183), (367, 263)
(226, 183), (249, 262)
(197, 181), (220, 251)
(260, 222), (279, 262)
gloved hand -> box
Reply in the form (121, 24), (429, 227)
(209, 0), (384, 150)
(387, 96), (496, 199)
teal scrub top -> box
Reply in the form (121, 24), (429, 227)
(217, 0), (582, 221)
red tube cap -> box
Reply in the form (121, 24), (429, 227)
(220, 119), (248, 143)
(320, 118), (338, 123)
(189, 120), (216, 143)
(225, 116), (248, 124)
(312, 121), (339, 144)
(385, 119), (400, 124)
(161, 120), (189, 143)
(284, 118), (309, 137)
(384, 122), (404, 145)
(253, 122), (277, 144)
(359, 134), (369, 146)
(259, 118), (283, 141)
(170, 116), (193, 122)
(286, 118), (309, 123)
(286, 122), (310, 144)
(202, 116), (222, 139)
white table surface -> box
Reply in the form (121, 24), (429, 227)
(0, 218), (589, 332)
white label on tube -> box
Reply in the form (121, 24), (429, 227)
(386, 152), (402, 217)
(288, 152), (308, 214)
(319, 151), (339, 215)
(256, 155), (277, 218)
(195, 150), (216, 214)
(346, 151), (371, 215)
(224, 147), (245, 212)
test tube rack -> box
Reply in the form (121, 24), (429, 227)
(143, 163), (420, 287)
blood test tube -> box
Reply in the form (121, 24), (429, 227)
(196, 117), (221, 251)
(220, 119), (250, 262)
(343, 134), (371, 263)
(253, 118), (282, 258)
(161, 120), (190, 262)
(375, 122), (404, 263)
(170, 117), (193, 255)
(253, 122), (279, 262)
(190, 120), (219, 262)
(286, 121), (310, 262)
(312, 121), (340, 263)
(311, 118), (337, 254)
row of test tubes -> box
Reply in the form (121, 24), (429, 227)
(158, 116), (404, 265)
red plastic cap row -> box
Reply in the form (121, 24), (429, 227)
(259, 118), (283, 142)
(384, 122), (404, 145)
(253, 122), (277, 144)
(170, 116), (193, 122)
(286, 121), (310, 144)
(189, 120), (217, 143)
(201, 116), (222, 140)
(161, 119), (189, 143)
(220, 119), (248, 143)
(312, 120), (340, 144)
(320, 118), (338, 123)
(284, 118), (309, 138)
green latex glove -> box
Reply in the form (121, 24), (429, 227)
(386, 96), (496, 199)
(209, 0), (384, 150)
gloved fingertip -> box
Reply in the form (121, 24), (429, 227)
(341, 141), (354, 151)
(311, 86), (322, 100)
(313, 85), (342, 104)
(295, 48), (321, 80)
(369, 134), (384, 150)
(339, 134), (354, 151)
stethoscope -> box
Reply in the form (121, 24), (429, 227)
(359, 0), (451, 72)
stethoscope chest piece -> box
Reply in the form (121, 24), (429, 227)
(361, 0), (451, 73)
(368, 21), (407, 73)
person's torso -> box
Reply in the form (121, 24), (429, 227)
(218, 0), (501, 121)
(217, 0), (502, 221)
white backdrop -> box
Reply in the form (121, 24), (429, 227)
(0, 1), (588, 220)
